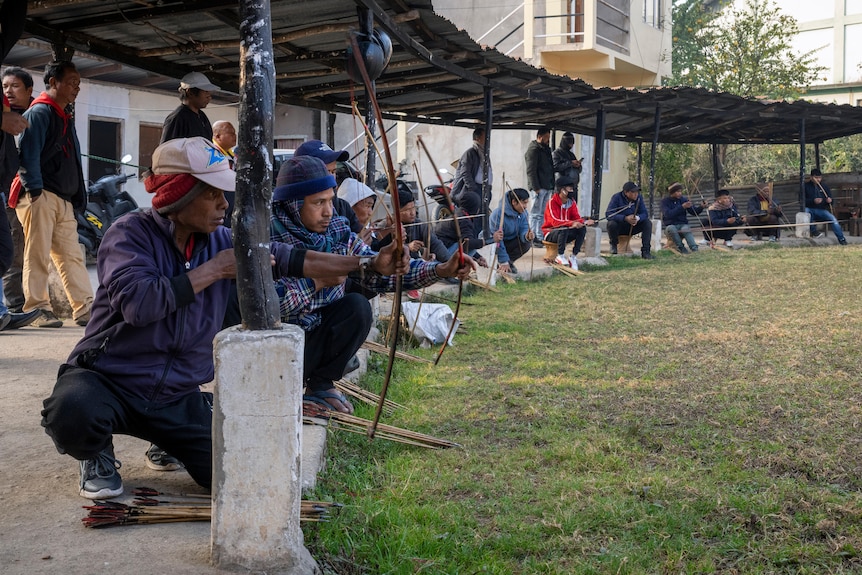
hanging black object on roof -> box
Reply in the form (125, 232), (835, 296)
(346, 29), (391, 83)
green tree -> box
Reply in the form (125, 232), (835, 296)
(646, 0), (828, 194)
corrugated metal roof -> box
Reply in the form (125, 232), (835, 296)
(12, 0), (862, 145)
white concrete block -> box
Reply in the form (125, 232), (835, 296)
(796, 211), (811, 238)
(583, 226), (602, 258)
(301, 420), (328, 491)
(652, 219), (662, 251)
(211, 325), (319, 574)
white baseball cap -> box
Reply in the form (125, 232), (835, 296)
(179, 71), (220, 91)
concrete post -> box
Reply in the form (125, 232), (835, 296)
(796, 212), (811, 238)
(211, 325), (319, 574)
(651, 219), (662, 251)
(583, 226), (602, 258)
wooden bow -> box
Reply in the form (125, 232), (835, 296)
(349, 33), (403, 440)
(416, 135), (463, 366)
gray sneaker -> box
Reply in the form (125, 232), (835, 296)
(145, 443), (184, 471)
(32, 309), (62, 328)
(79, 447), (123, 500)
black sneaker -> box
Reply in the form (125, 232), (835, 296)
(145, 444), (184, 471)
(641, 251), (655, 260)
(5, 309), (40, 330)
(839, 238), (848, 245)
(610, 245), (618, 255)
(79, 447), (123, 500)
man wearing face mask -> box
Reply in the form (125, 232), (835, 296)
(542, 176), (594, 267)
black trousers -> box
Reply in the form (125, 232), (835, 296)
(607, 219), (652, 252)
(544, 227), (587, 255)
(503, 236), (531, 264)
(3, 205), (24, 310)
(0, 197), (13, 276)
(705, 228), (735, 241)
(41, 364), (214, 489)
(304, 292), (372, 393)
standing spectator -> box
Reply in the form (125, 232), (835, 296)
(660, 182), (704, 253)
(489, 187), (533, 276)
(14, 60), (93, 327)
(211, 120), (237, 227)
(451, 127), (492, 235)
(542, 176), (594, 267)
(160, 71), (219, 143)
(804, 168), (847, 244)
(605, 181), (654, 259)
(2, 65), (33, 314)
(0, 1), (38, 331)
(552, 132), (581, 191)
(525, 127), (554, 245)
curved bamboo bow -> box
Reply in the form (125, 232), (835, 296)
(416, 135), (464, 366)
(349, 33), (403, 440)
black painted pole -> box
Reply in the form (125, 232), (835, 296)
(359, 8), (377, 185)
(591, 107), (606, 220)
(482, 85), (493, 239)
(799, 117), (806, 211)
(648, 106), (661, 218)
(711, 143), (720, 195)
(234, 0), (279, 330)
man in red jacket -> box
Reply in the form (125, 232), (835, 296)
(542, 176), (594, 267)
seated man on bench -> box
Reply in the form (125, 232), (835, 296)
(660, 181), (704, 253)
(745, 182), (783, 241)
(606, 181), (653, 259)
(707, 189), (743, 247)
(541, 175), (594, 267)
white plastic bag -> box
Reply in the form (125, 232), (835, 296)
(401, 301), (460, 347)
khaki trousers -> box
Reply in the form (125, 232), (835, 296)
(15, 190), (93, 319)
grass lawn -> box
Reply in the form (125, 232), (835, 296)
(305, 244), (862, 574)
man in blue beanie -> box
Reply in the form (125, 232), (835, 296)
(271, 155), (475, 413)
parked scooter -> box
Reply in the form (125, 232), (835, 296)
(77, 154), (138, 261)
(423, 167), (455, 220)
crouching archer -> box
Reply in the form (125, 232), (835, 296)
(271, 155), (475, 414)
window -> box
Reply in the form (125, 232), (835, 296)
(138, 124), (162, 179)
(643, 0), (661, 29)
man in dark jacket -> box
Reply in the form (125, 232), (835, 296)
(707, 189), (743, 247)
(40, 137), (411, 500)
(745, 182), (783, 241)
(552, 131), (581, 190)
(805, 168), (847, 244)
(525, 127), (554, 244)
(436, 191), (502, 268)
(15, 60), (93, 328)
(2, 65), (34, 320)
(378, 188), (449, 262)
(451, 127), (491, 234)
(160, 71), (218, 143)
(660, 182), (704, 253)
(606, 181), (653, 259)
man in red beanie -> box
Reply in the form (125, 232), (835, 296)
(40, 137), (410, 500)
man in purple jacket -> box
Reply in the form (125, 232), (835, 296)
(40, 137), (408, 499)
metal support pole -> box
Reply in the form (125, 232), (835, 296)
(326, 112), (336, 149)
(799, 117), (806, 210)
(359, 8), (377, 186)
(711, 143), (720, 195)
(648, 106), (661, 218)
(814, 141), (821, 172)
(591, 107), (606, 220)
(482, 86), (493, 239)
(636, 142), (642, 189)
(234, 0), (278, 329)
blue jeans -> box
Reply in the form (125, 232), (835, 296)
(665, 224), (698, 251)
(807, 208), (845, 241)
(529, 189), (550, 240)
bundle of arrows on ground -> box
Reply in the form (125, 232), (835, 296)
(81, 487), (341, 528)
(302, 401), (460, 449)
(334, 377), (404, 415)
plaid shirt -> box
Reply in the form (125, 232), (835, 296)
(271, 213), (441, 331)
